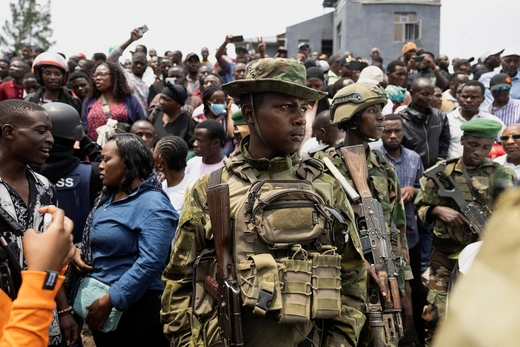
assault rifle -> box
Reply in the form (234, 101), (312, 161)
(423, 161), (487, 237)
(206, 183), (244, 347)
(326, 145), (403, 347)
(0, 207), (24, 300)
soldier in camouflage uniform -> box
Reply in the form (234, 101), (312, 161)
(160, 58), (367, 347)
(415, 118), (516, 346)
(314, 82), (413, 346)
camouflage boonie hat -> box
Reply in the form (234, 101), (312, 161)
(222, 58), (327, 101)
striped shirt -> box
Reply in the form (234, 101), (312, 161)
(488, 97), (520, 126)
(375, 145), (424, 248)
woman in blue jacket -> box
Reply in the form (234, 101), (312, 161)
(81, 61), (145, 141)
(71, 133), (177, 346)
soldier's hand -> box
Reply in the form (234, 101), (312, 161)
(432, 206), (470, 227)
(365, 259), (386, 297)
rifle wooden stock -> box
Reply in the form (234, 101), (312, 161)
(207, 183), (244, 347)
(339, 145), (404, 346)
(340, 146), (373, 199)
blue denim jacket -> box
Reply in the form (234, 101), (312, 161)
(89, 185), (178, 311)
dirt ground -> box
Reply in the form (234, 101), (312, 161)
(80, 326), (95, 347)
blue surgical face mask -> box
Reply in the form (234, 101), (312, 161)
(210, 103), (226, 115)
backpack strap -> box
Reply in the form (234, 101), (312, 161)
(208, 166), (224, 188)
(296, 157), (324, 182)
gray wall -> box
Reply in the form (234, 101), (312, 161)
(286, 12), (334, 59)
(339, 1), (441, 61)
(286, 0), (441, 64)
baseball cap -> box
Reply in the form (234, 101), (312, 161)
(501, 47), (520, 58)
(480, 48), (504, 63)
(298, 42), (310, 49)
(402, 42), (417, 54)
(235, 46), (248, 54)
(358, 66), (384, 85)
(185, 52), (200, 62)
(490, 73), (512, 90)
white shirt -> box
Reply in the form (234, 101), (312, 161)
(494, 155), (520, 180)
(447, 107), (505, 159)
(185, 156), (225, 179)
(162, 174), (196, 214)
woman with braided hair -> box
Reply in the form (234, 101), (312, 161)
(153, 135), (194, 214)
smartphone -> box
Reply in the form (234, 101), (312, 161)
(229, 35), (244, 43)
(165, 77), (175, 86)
(413, 55), (424, 62)
(140, 25), (149, 35)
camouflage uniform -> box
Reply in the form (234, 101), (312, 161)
(315, 146), (412, 286)
(415, 157), (516, 345)
(161, 138), (368, 347)
(315, 146), (412, 347)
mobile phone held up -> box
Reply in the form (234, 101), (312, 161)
(413, 55), (424, 62)
(137, 25), (149, 38)
(229, 35), (244, 43)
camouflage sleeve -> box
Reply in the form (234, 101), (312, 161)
(414, 176), (441, 225)
(323, 179), (367, 347)
(160, 178), (209, 346)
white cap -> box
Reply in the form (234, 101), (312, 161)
(317, 60), (330, 72)
(357, 66), (384, 85)
(480, 48), (504, 63)
(501, 47), (520, 58)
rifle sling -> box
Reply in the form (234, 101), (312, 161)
(460, 162), (490, 212)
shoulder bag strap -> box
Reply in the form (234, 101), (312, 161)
(100, 94), (111, 119)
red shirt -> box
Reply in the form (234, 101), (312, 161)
(0, 80), (24, 101)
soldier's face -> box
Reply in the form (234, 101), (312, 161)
(244, 92), (308, 159)
(359, 104), (385, 140)
(461, 135), (494, 167)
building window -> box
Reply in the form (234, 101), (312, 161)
(394, 13), (421, 42)
(337, 22), (342, 50)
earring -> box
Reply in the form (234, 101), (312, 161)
(157, 164), (164, 171)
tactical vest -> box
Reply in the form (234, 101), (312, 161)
(55, 162), (92, 243)
(202, 156), (349, 325)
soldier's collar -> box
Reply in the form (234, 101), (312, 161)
(454, 157), (494, 172)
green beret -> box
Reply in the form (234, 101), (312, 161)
(231, 110), (247, 125)
(460, 119), (502, 138)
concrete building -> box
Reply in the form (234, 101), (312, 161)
(286, 0), (441, 61)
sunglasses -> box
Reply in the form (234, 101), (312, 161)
(492, 86), (510, 93)
(500, 134), (520, 141)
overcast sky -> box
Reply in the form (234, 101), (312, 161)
(1, 0), (519, 64)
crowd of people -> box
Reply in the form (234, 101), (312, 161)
(0, 26), (520, 347)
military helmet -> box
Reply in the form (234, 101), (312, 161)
(42, 102), (83, 141)
(330, 82), (388, 125)
(33, 52), (69, 86)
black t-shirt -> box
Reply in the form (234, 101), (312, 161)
(153, 111), (196, 149)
